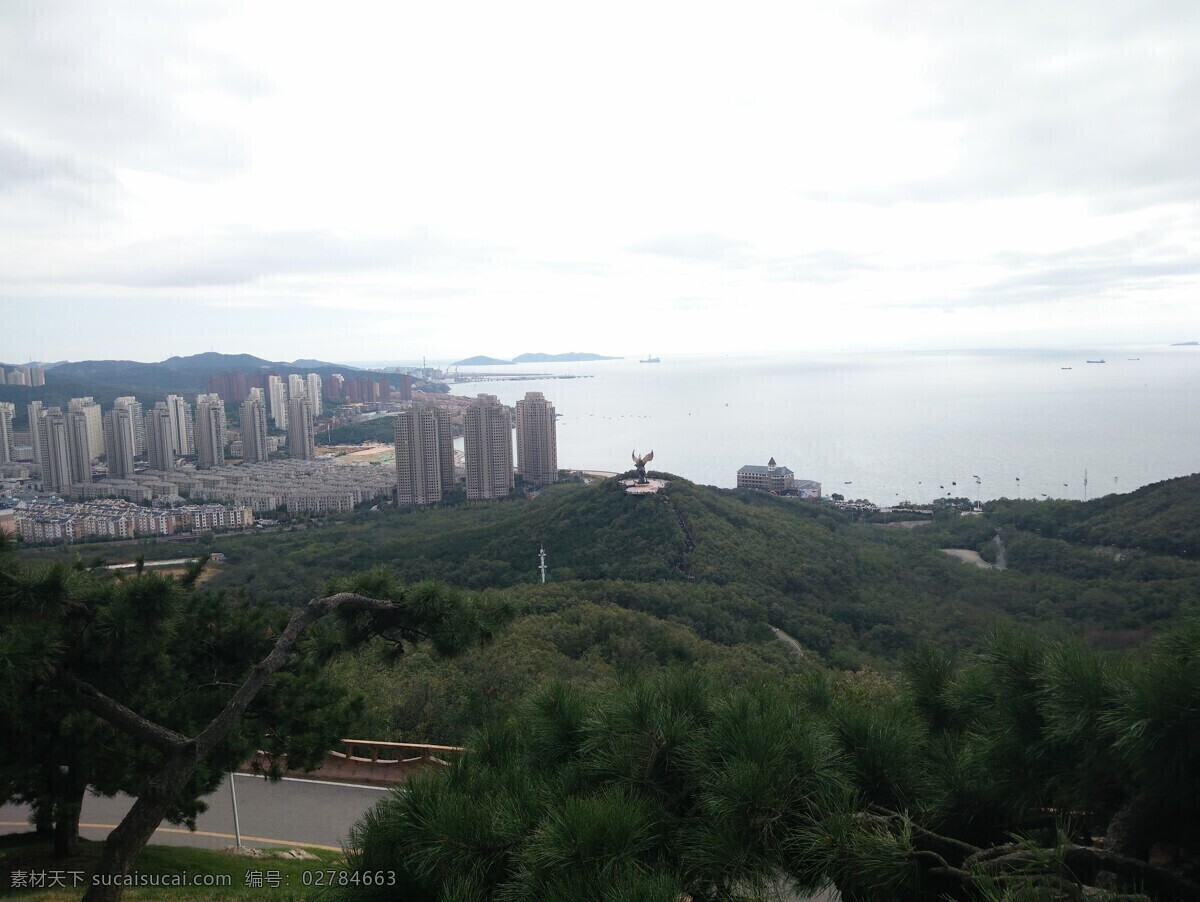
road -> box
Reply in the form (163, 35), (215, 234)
(0, 774), (392, 852)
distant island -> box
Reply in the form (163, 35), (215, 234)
(452, 352), (620, 366)
(452, 356), (514, 367)
(1170, 341), (1198, 346)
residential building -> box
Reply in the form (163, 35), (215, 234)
(515, 391), (558, 487)
(145, 402), (176, 471)
(288, 373), (307, 401)
(166, 395), (194, 456)
(104, 406), (137, 479)
(113, 396), (145, 455)
(287, 396), (315, 460)
(463, 394), (513, 501)
(268, 375), (288, 429)
(27, 401), (44, 476)
(194, 394), (226, 469)
(67, 397), (103, 462)
(66, 410), (93, 485)
(394, 404), (454, 505)
(37, 408), (73, 493)
(306, 373), (322, 416)
(240, 396), (270, 463)
(0, 402), (13, 464)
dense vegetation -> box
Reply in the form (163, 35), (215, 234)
(340, 616), (1200, 900)
(12, 472), (1199, 896)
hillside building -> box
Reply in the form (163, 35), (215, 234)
(464, 394), (513, 501)
(394, 403), (454, 505)
(737, 458), (795, 493)
(515, 391), (558, 487)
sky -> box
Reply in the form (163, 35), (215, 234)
(1, 0), (1198, 364)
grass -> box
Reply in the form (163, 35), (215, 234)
(0, 833), (347, 900)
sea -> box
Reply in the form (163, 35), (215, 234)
(422, 347), (1197, 507)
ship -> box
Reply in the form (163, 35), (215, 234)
(1086, 359), (1105, 364)
(640, 354), (660, 363)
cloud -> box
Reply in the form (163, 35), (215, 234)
(0, 138), (113, 192)
(53, 228), (511, 288)
(627, 234), (750, 264)
(810, 1), (1200, 209)
(0, 1), (258, 179)
(902, 235), (1200, 310)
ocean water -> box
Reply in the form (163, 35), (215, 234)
(443, 348), (1199, 506)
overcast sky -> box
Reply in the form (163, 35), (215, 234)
(2, 1), (1198, 364)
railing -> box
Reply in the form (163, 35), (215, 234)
(332, 739), (465, 768)
(249, 740), (466, 785)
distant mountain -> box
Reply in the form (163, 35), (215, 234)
(160, 352), (274, 370)
(452, 356), (514, 366)
(290, 358), (346, 368)
(1, 353), (370, 412)
(512, 352), (621, 363)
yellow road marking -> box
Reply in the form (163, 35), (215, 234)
(0, 822), (340, 852)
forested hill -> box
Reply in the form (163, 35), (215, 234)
(985, 473), (1200, 556)
(184, 473), (1199, 669)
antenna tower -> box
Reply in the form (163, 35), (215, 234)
(1084, 468), (1088, 502)
(538, 545), (547, 584)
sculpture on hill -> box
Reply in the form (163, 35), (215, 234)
(632, 449), (654, 485)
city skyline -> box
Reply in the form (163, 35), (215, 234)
(2, 3), (1198, 363)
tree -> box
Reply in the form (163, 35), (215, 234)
(342, 630), (1200, 901)
(340, 670), (859, 900)
(0, 533), (501, 901)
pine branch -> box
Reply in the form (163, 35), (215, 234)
(51, 670), (191, 754)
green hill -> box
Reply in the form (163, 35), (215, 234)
(985, 472), (1200, 557)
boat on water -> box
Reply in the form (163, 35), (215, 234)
(1061, 366), (1072, 370)
(1086, 359), (1106, 364)
(640, 354), (660, 363)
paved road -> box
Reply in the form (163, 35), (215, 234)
(0, 774), (393, 852)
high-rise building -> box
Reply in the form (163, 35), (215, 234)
(194, 394), (226, 469)
(27, 401), (44, 476)
(515, 391), (558, 487)
(394, 404), (454, 505)
(29, 364), (45, 387)
(166, 395), (194, 456)
(113, 396), (145, 455)
(306, 373), (323, 416)
(240, 396), (269, 463)
(67, 398), (103, 462)
(66, 409), (92, 485)
(287, 397), (315, 460)
(144, 402), (175, 471)
(464, 394), (513, 501)
(38, 408), (73, 492)
(288, 374), (307, 402)
(104, 406), (137, 478)
(328, 374), (345, 400)
(268, 376), (288, 429)
(7, 368), (25, 386)
(0, 402), (14, 464)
